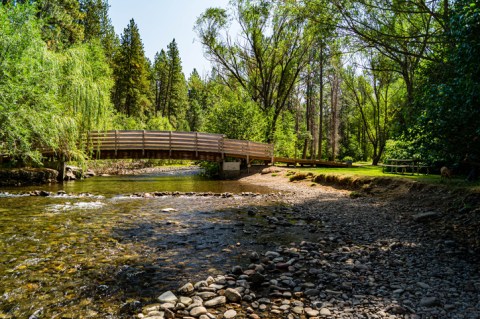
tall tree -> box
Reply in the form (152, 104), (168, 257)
(35, 0), (85, 49)
(186, 69), (207, 132)
(80, 0), (119, 65)
(343, 53), (403, 165)
(152, 39), (188, 129)
(333, 0), (449, 127)
(112, 19), (151, 118)
(196, 0), (315, 142)
(411, 0), (480, 169)
(153, 49), (169, 116)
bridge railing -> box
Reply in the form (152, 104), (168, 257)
(85, 130), (274, 161)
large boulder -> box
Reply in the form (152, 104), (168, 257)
(0, 168), (59, 186)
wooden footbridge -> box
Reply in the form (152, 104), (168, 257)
(81, 130), (346, 167)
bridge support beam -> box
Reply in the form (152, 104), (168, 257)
(219, 161), (241, 179)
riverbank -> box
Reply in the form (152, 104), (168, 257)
(135, 168), (480, 319)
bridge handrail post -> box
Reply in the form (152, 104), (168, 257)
(115, 130), (118, 157)
(169, 131), (172, 158)
(247, 141), (250, 168)
(142, 130), (146, 156)
(220, 135), (225, 160)
(271, 144), (275, 165)
(195, 132), (198, 158)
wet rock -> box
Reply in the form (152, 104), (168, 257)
(196, 291), (217, 300)
(419, 296), (440, 307)
(305, 308), (319, 317)
(203, 296), (226, 307)
(319, 308), (332, 316)
(249, 251), (260, 262)
(158, 291), (178, 303)
(179, 282), (194, 294)
(412, 211), (440, 222)
(190, 306), (208, 317)
(224, 309), (237, 319)
(225, 288), (242, 302)
(232, 265), (243, 275)
(179, 296), (193, 306)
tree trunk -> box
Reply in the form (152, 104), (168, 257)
(317, 45), (324, 161)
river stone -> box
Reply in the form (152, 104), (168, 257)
(194, 280), (208, 289)
(204, 296), (226, 307)
(419, 296), (439, 307)
(160, 303), (175, 310)
(232, 265), (243, 275)
(417, 282), (431, 289)
(306, 308), (319, 317)
(412, 211), (440, 222)
(225, 288), (242, 302)
(224, 309), (237, 319)
(304, 289), (320, 296)
(196, 291), (217, 300)
(179, 296), (193, 306)
(292, 306), (304, 315)
(158, 291), (178, 303)
(319, 308), (332, 316)
(190, 306), (208, 317)
(179, 282), (194, 294)
(265, 251), (280, 259)
(143, 304), (160, 314)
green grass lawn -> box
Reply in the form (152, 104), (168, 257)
(289, 163), (480, 191)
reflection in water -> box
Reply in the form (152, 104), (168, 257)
(0, 173), (318, 318)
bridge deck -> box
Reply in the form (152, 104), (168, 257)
(5, 130), (346, 168)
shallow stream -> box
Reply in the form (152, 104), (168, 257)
(0, 171), (322, 318)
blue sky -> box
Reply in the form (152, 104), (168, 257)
(108, 0), (230, 77)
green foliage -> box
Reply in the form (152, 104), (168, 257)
(198, 161), (220, 178)
(203, 85), (266, 141)
(112, 19), (152, 118)
(36, 0), (86, 49)
(410, 0), (480, 165)
(196, 0), (315, 142)
(152, 40), (189, 129)
(186, 69), (208, 132)
(383, 140), (420, 161)
(0, 4), (114, 164)
(146, 115), (174, 131)
(274, 111), (298, 158)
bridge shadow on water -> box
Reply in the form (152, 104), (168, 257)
(94, 191), (479, 318)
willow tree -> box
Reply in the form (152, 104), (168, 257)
(196, 0), (313, 142)
(0, 4), (114, 163)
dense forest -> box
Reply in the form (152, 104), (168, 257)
(0, 0), (478, 172)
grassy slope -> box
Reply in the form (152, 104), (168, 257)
(290, 164), (480, 192)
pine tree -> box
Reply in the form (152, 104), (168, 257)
(152, 39), (188, 129)
(186, 69), (206, 132)
(35, 0), (85, 49)
(112, 19), (151, 118)
(80, 0), (119, 65)
(153, 49), (169, 116)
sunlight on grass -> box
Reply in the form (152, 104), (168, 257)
(291, 164), (480, 191)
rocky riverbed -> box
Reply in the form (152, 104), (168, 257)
(135, 170), (480, 319)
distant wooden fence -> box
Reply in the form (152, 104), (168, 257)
(85, 130), (274, 162)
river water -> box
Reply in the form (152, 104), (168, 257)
(0, 171), (321, 318)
